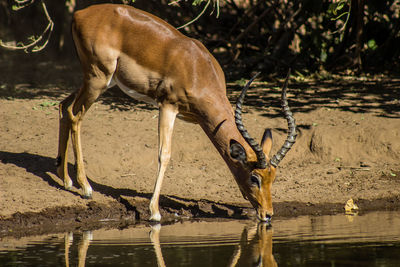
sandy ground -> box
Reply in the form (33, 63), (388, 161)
(1, 70), (400, 237)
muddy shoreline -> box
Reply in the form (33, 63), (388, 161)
(1, 196), (399, 239)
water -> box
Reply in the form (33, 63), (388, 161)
(1, 211), (400, 266)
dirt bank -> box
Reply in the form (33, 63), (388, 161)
(1, 73), (400, 238)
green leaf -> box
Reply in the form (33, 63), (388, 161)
(192, 0), (205, 6)
(337, 1), (346, 11)
(235, 78), (247, 87)
(40, 101), (58, 107)
(320, 49), (327, 63)
(327, 3), (336, 15)
(367, 39), (378, 50)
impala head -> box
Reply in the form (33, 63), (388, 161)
(230, 71), (296, 223)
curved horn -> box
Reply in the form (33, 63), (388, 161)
(235, 72), (267, 169)
(270, 69), (297, 168)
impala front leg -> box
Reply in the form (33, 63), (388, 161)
(149, 104), (178, 221)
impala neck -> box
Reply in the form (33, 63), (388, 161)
(196, 96), (257, 175)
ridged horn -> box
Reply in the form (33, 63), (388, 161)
(270, 69), (297, 168)
(235, 72), (267, 169)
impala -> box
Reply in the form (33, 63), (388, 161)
(56, 4), (296, 222)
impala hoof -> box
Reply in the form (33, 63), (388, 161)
(81, 186), (93, 199)
(82, 190), (93, 199)
(149, 212), (161, 222)
(82, 194), (92, 200)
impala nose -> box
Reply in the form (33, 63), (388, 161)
(257, 211), (272, 224)
(264, 214), (272, 224)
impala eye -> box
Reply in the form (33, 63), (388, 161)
(250, 174), (261, 189)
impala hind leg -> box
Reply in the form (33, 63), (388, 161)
(69, 80), (108, 199)
(149, 105), (178, 221)
(69, 100), (92, 199)
(57, 93), (76, 190)
(57, 76), (108, 198)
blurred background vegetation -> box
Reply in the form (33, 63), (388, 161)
(0, 0), (399, 80)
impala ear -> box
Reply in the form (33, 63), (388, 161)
(261, 129), (273, 157)
(229, 139), (247, 165)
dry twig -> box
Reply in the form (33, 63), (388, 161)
(0, 0), (54, 52)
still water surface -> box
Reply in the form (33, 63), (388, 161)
(1, 211), (400, 266)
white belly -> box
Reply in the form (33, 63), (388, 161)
(108, 77), (158, 106)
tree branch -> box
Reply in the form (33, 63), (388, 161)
(0, 1), (54, 52)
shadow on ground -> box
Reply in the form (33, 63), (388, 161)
(228, 77), (400, 118)
(0, 150), (249, 221)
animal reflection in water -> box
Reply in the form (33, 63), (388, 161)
(64, 231), (91, 267)
(228, 223), (277, 267)
(64, 224), (277, 267)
